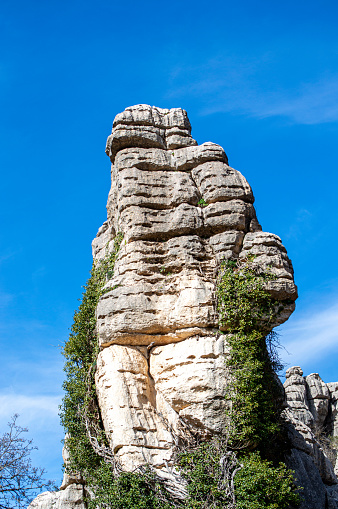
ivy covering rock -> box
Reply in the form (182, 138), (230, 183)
(176, 257), (300, 508)
(216, 257), (286, 450)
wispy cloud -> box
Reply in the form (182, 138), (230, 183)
(0, 394), (61, 421)
(0, 250), (18, 265)
(279, 300), (338, 367)
(0, 393), (65, 484)
(0, 317), (49, 335)
(0, 393), (62, 439)
(198, 76), (338, 125)
(256, 77), (338, 124)
(0, 290), (15, 307)
(167, 56), (338, 125)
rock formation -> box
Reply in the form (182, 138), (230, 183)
(29, 105), (337, 509)
(93, 104), (297, 474)
(284, 367), (338, 508)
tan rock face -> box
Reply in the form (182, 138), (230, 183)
(150, 335), (230, 433)
(95, 335), (230, 471)
(92, 105), (298, 474)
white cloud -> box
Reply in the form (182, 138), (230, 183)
(0, 393), (62, 428)
(0, 393), (65, 484)
(167, 56), (338, 125)
(255, 77), (338, 125)
(278, 300), (338, 367)
(285, 208), (313, 241)
(202, 75), (338, 124)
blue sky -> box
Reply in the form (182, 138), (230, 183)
(1, 0), (338, 490)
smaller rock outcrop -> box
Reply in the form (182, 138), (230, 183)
(28, 437), (85, 509)
(27, 484), (86, 509)
(284, 366), (338, 509)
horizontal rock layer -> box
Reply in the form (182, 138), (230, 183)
(94, 106), (297, 354)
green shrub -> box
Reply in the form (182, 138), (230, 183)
(197, 198), (208, 207)
(217, 256), (282, 334)
(234, 452), (300, 509)
(178, 443), (300, 509)
(85, 463), (171, 509)
(178, 440), (231, 508)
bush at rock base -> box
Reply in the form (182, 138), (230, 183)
(178, 443), (300, 509)
(234, 452), (300, 509)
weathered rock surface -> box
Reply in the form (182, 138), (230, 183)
(92, 105), (297, 475)
(95, 334), (230, 472)
(284, 366), (314, 427)
(328, 382), (338, 437)
(59, 435), (83, 490)
(28, 435), (86, 509)
(94, 105), (297, 358)
(284, 366), (338, 508)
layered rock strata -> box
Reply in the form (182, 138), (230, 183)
(92, 104), (297, 474)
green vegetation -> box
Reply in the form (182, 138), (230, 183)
(84, 464), (172, 509)
(60, 245), (299, 508)
(178, 439), (233, 508)
(197, 198), (208, 207)
(234, 452), (300, 509)
(216, 257), (285, 450)
(59, 231), (176, 507)
(217, 257), (278, 333)
(160, 265), (172, 275)
(178, 442), (299, 509)
(60, 231), (177, 507)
